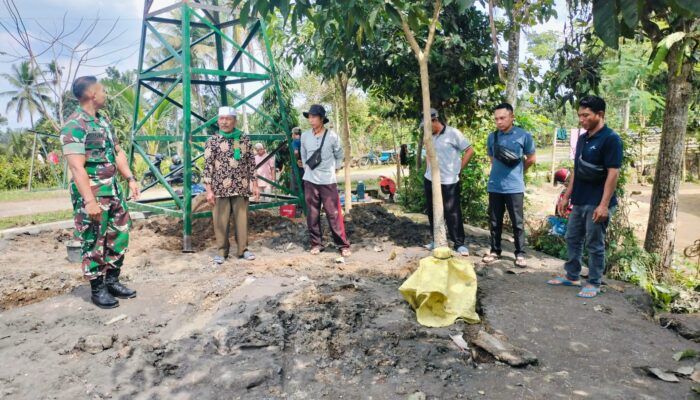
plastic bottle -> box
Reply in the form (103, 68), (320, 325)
(356, 180), (365, 201)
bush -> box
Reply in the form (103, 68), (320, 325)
(0, 155), (61, 190)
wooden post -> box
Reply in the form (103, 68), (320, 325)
(393, 119), (402, 192)
(28, 131), (38, 191)
(550, 128), (557, 183)
(683, 139), (688, 182)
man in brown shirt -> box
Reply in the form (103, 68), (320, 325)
(203, 106), (258, 263)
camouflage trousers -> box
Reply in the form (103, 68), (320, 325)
(71, 187), (131, 279)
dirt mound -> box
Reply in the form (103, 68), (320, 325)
(140, 204), (430, 251)
(112, 275), (478, 398)
(139, 211), (309, 251)
(0, 230), (82, 311)
(346, 204), (431, 247)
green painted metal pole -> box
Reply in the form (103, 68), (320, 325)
(259, 19), (304, 213)
(190, 9), (270, 73)
(181, 3), (193, 252)
(128, 1), (149, 200)
(213, 6), (227, 107)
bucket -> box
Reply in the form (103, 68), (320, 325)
(66, 241), (82, 263)
(280, 204), (296, 218)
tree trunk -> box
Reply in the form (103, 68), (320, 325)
(550, 128), (557, 182)
(683, 140), (688, 182)
(488, 0), (505, 82)
(27, 114), (37, 191)
(644, 43), (694, 271)
(394, 119), (401, 193)
(337, 75), (353, 214)
(419, 58), (448, 247)
(505, 10), (521, 107)
(622, 98), (630, 132)
(639, 111), (646, 182)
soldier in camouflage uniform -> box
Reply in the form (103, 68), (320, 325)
(61, 76), (140, 309)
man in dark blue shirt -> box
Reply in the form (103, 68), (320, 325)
(547, 96), (623, 298)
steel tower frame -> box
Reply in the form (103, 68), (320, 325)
(127, 0), (303, 252)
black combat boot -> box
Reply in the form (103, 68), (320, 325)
(90, 278), (119, 309)
(105, 269), (137, 299)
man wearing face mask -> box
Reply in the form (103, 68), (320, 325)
(204, 106), (259, 264)
(61, 76), (140, 309)
(547, 96), (623, 298)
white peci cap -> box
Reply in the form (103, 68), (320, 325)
(218, 106), (237, 117)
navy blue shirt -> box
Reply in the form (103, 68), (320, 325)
(487, 126), (536, 194)
(571, 125), (623, 207)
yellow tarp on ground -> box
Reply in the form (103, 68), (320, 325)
(399, 247), (481, 327)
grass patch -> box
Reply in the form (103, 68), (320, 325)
(0, 189), (68, 202)
(0, 209), (73, 230)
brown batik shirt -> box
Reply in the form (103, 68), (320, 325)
(203, 132), (256, 197)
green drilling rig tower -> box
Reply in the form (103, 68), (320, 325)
(127, 0), (303, 252)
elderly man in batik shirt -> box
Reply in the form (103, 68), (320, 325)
(203, 106), (258, 264)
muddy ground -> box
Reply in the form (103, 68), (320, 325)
(0, 205), (698, 399)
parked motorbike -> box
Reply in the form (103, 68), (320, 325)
(141, 153), (202, 188)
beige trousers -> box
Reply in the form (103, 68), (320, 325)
(213, 196), (249, 258)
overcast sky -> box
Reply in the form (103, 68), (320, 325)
(0, 0), (567, 129)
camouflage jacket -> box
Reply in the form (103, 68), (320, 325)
(60, 106), (119, 197)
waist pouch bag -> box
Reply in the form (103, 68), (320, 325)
(576, 155), (607, 183)
(305, 129), (328, 170)
(494, 131), (521, 167)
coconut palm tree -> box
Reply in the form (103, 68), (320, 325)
(1, 61), (52, 189)
(0, 61), (51, 127)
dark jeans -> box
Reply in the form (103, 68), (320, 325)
(423, 178), (465, 249)
(303, 181), (350, 249)
(564, 205), (615, 286)
(488, 192), (526, 256)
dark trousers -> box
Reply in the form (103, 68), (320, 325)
(304, 181), (350, 249)
(423, 177), (465, 249)
(291, 165), (305, 195)
(488, 192), (526, 256)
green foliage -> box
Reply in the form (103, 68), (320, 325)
(0, 154), (60, 190)
(588, 0), (700, 49)
(399, 159), (427, 214)
(460, 135), (489, 226)
(249, 63), (298, 134)
(355, 6), (499, 122)
(527, 30), (562, 61)
(529, 225), (568, 259)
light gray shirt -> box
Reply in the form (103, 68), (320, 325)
(300, 128), (344, 185)
(424, 125), (472, 185)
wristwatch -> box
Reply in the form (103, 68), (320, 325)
(126, 176), (137, 182)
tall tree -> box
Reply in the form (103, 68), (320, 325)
(490, 0), (556, 107)
(0, 61), (52, 190)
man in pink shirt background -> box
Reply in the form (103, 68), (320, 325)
(254, 142), (275, 202)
